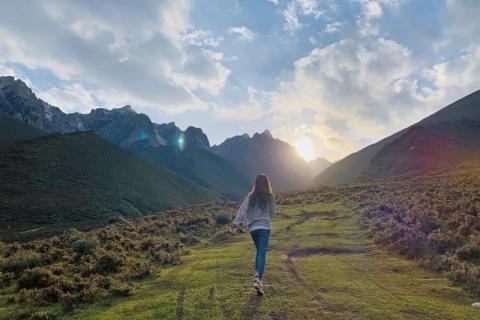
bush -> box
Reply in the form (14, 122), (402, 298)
(122, 261), (150, 280)
(215, 213), (230, 226)
(213, 226), (236, 242)
(18, 268), (55, 289)
(456, 244), (480, 262)
(0, 271), (15, 287)
(0, 251), (43, 273)
(71, 239), (97, 256)
(111, 280), (132, 297)
(93, 253), (124, 274)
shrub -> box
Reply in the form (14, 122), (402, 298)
(213, 226), (236, 242)
(0, 271), (15, 287)
(456, 244), (480, 262)
(0, 251), (43, 273)
(111, 280), (133, 297)
(214, 213), (230, 226)
(93, 253), (124, 274)
(122, 261), (150, 280)
(18, 268), (55, 289)
(71, 239), (97, 256)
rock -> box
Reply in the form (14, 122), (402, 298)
(473, 302), (480, 309)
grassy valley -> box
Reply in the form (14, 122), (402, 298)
(1, 162), (479, 319)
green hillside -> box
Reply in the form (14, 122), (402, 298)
(130, 143), (251, 199)
(0, 131), (219, 241)
(0, 112), (46, 144)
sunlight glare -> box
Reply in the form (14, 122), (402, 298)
(294, 137), (316, 161)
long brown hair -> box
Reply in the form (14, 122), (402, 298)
(248, 174), (274, 210)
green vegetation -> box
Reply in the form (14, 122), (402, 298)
(1, 198), (478, 319)
(308, 161), (480, 295)
(355, 162), (480, 295)
(0, 131), (219, 242)
(0, 203), (238, 319)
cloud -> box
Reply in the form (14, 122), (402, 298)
(266, 38), (419, 160)
(324, 22), (342, 34)
(283, 2), (304, 31)
(282, 0), (325, 32)
(37, 83), (96, 113)
(355, 0), (403, 37)
(228, 26), (255, 42)
(360, 0), (383, 20)
(171, 48), (231, 96)
(0, 0), (229, 115)
(211, 87), (267, 120)
(183, 29), (223, 47)
(296, 0), (323, 19)
(0, 64), (17, 77)
(422, 46), (480, 102)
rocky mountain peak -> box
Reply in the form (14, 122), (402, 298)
(114, 105), (137, 114)
(253, 129), (274, 140)
(184, 126), (210, 149)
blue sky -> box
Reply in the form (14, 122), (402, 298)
(0, 0), (479, 161)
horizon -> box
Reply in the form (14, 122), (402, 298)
(0, 0), (479, 162)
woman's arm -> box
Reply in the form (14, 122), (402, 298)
(269, 197), (276, 219)
(233, 195), (249, 226)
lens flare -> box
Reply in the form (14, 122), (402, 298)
(177, 133), (185, 151)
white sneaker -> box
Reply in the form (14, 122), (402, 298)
(254, 277), (264, 296)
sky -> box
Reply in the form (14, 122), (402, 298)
(0, 0), (479, 162)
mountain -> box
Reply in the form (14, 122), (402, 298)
(307, 157), (331, 177)
(212, 130), (316, 190)
(0, 76), (249, 197)
(129, 137), (251, 198)
(313, 90), (480, 185)
(362, 119), (480, 179)
(0, 111), (46, 144)
(0, 130), (219, 242)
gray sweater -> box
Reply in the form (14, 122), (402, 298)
(233, 195), (276, 231)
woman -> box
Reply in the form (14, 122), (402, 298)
(233, 174), (276, 296)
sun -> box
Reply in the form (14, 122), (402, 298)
(294, 137), (316, 161)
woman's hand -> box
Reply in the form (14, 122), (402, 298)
(232, 223), (244, 233)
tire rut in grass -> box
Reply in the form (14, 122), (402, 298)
(289, 247), (368, 258)
(176, 287), (185, 320)
(241, 294), (262, 320)
(282, 246), (369, 310)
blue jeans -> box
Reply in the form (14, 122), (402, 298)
(250, 228), (271, 280)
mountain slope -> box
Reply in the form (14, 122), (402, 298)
(307, 157), (332, 177)
(130, 141), (251, 198)
(0, 76), (250, 197)
(313, 90), (480, 185)
(0, 131), (218, 241)
(213, 130), (314, 190)
(362, 119), (480, 179)
(0, 111), (46, 144)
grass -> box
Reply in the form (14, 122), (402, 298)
(31, 201), (477, 320)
